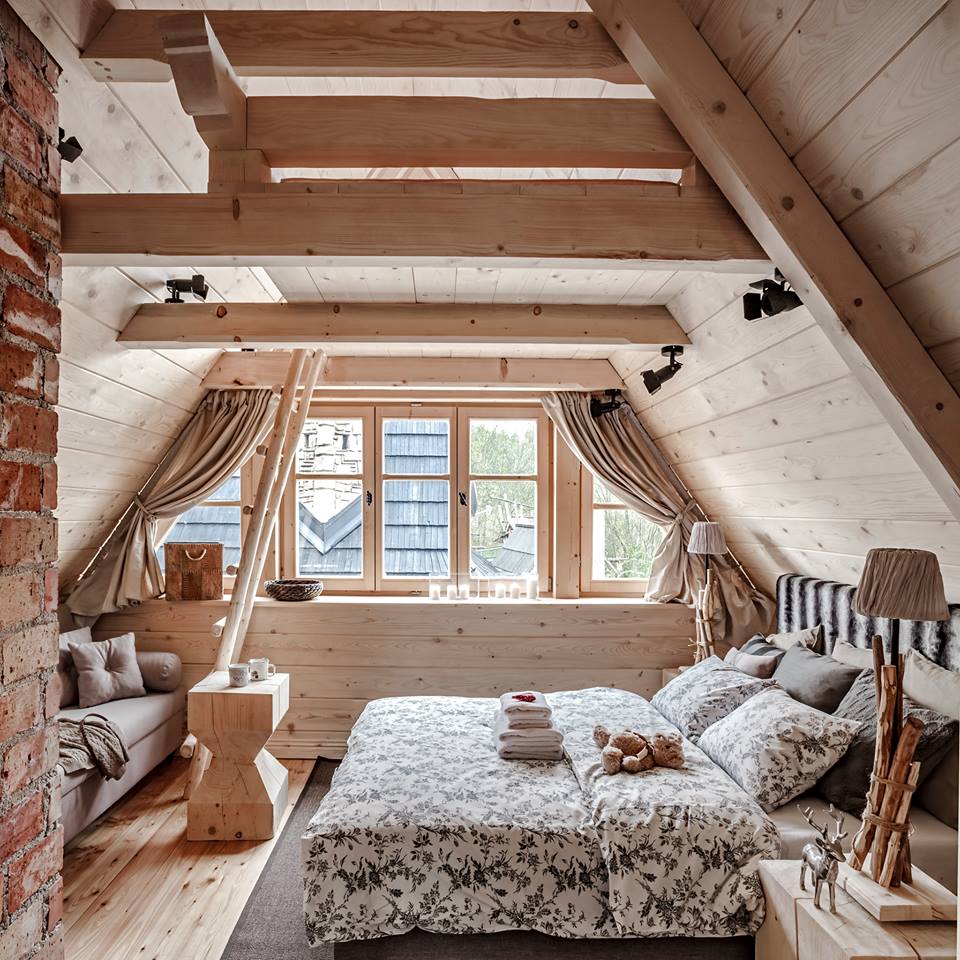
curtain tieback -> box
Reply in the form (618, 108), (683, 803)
(132, 496), (158, 524)
(676, 500), (697, 523)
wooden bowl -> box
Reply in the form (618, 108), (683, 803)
(264, 578), (324, 602)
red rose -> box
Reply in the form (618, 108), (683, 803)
(511, 693), (537, 702)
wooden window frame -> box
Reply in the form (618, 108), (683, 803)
(579, 471), (658, 597)
(456, 406), (551, 593)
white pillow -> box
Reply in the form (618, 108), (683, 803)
(697, 687), (860, 812)
(831, 640), (874, 671)
(904, 649), (960, 721)
(651, 655), (778, 742)
(767, 625), (822, 652)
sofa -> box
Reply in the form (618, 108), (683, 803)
(58, 624), (186, 844)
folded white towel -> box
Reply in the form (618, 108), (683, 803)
(501, 714), (552, 730)
(493, 711), (563, 747)
(497, 743), (564, 761)
(499, 690), (551, 720)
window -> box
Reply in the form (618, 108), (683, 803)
(278, 403), (550, 593)
(580, 474), (665, 595)
(157, 471), (242, 577)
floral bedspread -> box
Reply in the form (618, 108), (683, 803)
(302, 688), (780, 944)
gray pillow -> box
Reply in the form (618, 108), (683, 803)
(741, 635), (787, 667)
(724, 646), (779, 679)
(69, 632), (146, 708)
(57, 626), (92, 709)
(916, 734), (958, 828)
(773, 645), (862, 714)
(818, 671), (958, 816)
(136, 651), (182, 692)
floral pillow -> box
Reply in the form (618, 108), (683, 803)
(697, 687), (860, 812)
(651, 655), (778, 742)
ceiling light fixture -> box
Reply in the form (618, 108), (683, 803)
(56, 128), (83, 163)
(165, 274), (209, 303)
(641, 345), (684, 395)
(742, 268), (803, 321)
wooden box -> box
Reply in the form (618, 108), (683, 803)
(164, 542), (223, 600)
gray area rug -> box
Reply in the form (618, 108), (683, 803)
(223, 760), (752, 960)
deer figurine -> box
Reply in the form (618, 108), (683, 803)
(798, 804), (848, 912)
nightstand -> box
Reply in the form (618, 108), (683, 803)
(187, 670), (290, 842)
(757, 860), (956, 960)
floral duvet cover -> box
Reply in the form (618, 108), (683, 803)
(302, 687), (780, 945)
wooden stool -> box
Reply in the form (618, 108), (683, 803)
(187, 671), (290, 841)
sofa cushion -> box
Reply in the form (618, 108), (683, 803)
(772, 645), (862, 714)
(917, 736), (958, 829)
(136, 652), (182, 693)
(59, 687), (185, 753)
(770, 791), (957, 893)
(70, 633), (145, 707)
(57, 626), (92, 708)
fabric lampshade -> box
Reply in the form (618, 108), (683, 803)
(687, 521), (727, 556)
(853, 548), (949, 622)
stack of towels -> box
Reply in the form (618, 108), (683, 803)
(493, 690), (564, 761)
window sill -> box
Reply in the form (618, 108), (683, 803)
(144, 595), (692, 608)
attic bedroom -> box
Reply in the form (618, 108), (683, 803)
(0, 1), (958, 959)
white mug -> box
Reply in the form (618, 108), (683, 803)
(228, 663), (251, 687)
(248, 657), (276, 682)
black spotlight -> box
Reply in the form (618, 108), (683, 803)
(641, 345), (684, 396)
(165, 274), (209, 303)
(590, 389), (625, 418)
(742, 268), (802, 321)
(56, 128), (82, 163)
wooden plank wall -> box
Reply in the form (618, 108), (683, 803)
(611, 273), (960, 603)
(698, 0), (960, 397)
(16, 1), (278, 582)
(94, 599), (695, 758)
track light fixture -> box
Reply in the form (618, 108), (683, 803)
(742, 268), (803, 321)
(165, 274), (209, 303)
(56, 128), (82, 163)
(641, 345), (684, 395)
(590, 389), (626, 418)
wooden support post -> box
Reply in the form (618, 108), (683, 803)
(183, 349), (307, 799)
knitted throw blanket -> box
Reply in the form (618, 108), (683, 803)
(58, 714), (129, 780)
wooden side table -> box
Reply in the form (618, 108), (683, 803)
(187, 671), (290, 842)
(757, 860), (956, 960)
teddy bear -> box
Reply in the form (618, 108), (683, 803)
(592, 725), (685, 775)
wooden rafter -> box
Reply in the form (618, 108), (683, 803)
(160, 13), (245, 151)
(588, 0), (960, 520)
(119, 302), (688, 350)
(60, 181), (768, 269)
(201, 354), (625, 392)
(246, 96), (691, 169)
(82, 10), (639, 84)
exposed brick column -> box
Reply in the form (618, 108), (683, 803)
(0, 3), (63, 958)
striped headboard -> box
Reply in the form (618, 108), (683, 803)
(776, 574), (960, 673)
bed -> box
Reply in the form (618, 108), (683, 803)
(302, 686), (780, 946)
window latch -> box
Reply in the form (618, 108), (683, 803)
(458, 491), (467, 507)
(365, 490), (373, 506)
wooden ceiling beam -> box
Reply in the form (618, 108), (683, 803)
(246, 96), (691, 169)
(60, 181), (768, 269)
(588, 0), (960, 520)
(119, 302), (688, 350)
(82, 10), (639, 84)
(159, 13), (246, 151)
(202, 354), (625, 392)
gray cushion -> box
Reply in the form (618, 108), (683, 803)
(59, 687), (185, 749)
(69, 632), (146, 708)
(818, 671), (957, 816)
(724, 646), (779, 679)
(57, 626), (92, 708)
(917, 735), (958, 829)
(136, 652), (182, 693)
(772, 645), (862, 714)
(741, 635), (787, 667)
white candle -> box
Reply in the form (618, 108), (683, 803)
(446, 584), (458, 600)
(494, 582), (506, 599)
(429, 583), (441, 601)
(458, 583), (470, 600)
(525, 576), (538, 600)
(509, 582), (522, 599)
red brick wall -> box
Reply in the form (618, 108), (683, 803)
(0, 3), (62, 958)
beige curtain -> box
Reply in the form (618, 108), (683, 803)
(66, 389), (278, 619)
(542, 391), (774, 645)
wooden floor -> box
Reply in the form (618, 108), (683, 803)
(63, 757), (313, 960)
